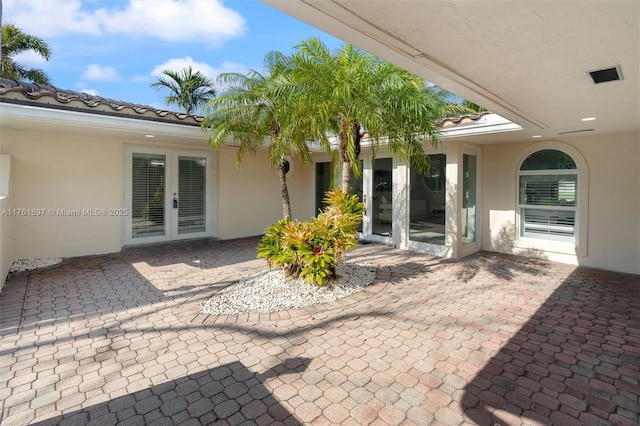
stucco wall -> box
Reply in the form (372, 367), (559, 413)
(216, 149), (314, 239)
(5, 129), (123, 260)
(0, 156), (13, 289)
(482, 132), (640, 274)
(0, 128), (316, 267)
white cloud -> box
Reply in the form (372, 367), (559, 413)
(11, 51), (49, 66)
(3, 0), (101, 37)
(81, 88), (100, 96)
(98, 0), (246, 46)
(3, 0), (246, 46)
(75, 82), (99, 96)
(150, 57), (248, 90)
(81, 64), (122, 82)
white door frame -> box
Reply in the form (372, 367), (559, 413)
(459, 144), (481, 257)
(123, 145), (215, 246)
(403, 148), (450, 257)
(361, 154), (395, 246)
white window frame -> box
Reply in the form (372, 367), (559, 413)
(513, 142), (588, 256)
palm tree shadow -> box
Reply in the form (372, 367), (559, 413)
(461, 266), (640, 425)
(31, 358), (311, 425)
(450, 251), (550, 282)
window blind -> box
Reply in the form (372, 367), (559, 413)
(132, 153), (165, 238)
(178, 157), (206, 234)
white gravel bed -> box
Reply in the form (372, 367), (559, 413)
(9, 258), (63, 273)
(198, 263), (376, 315)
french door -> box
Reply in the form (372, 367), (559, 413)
(124, 146), (214, 245)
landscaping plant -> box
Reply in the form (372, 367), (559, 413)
(257, 189), (363, 285)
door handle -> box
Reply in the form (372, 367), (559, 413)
(173, 193), (178, 209)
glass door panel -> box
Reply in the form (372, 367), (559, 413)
(315, 162), (331, 215)
(126, 147), (213, 245)
(177, 156), (206, 234)
(372, 158), (393, 237)
(409, 154), (446, 245)
(349, 163), (364, 233)
(462, 154), (477, 245)
(131, 153), (166, 238)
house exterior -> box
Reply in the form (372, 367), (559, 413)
(1, 0), (639, 289)
(0, 78), (511, 285)
(0, 79), (316, 288)
(260, 0), (640, 275)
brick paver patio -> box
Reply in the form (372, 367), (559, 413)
(0, 237), (638, 425)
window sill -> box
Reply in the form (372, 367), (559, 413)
(513, 238), (581, 256)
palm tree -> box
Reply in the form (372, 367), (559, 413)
(202, 51), (311, 219)
(288, 38), (467, 192)
(378, 79), (471, 173)
(1, 24), (52, 85)
(151, 66), (216, 115)
(461, 99), (486, 112)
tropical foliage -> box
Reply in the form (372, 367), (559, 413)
(203, 38), (476, 220)
(286, 38), (470, 192)
(151, 66), (216, 115)
(202, 51), (312, 219)
(1, 24), (52, 84)
(257, 189), (363, 285)
(461, 99), (486, 112)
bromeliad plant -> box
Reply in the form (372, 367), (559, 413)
(257, 189), (363, 285)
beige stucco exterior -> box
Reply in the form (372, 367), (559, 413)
(1, 106), (638, 289)
(5, 129), (123, 260)
(0, 173), (13, 287)
(217, 151), (314, 240)
(0, 125), (314, 289)
(482, 132), (640, 274)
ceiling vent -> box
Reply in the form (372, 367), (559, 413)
(588, 66), (623, 84)
(558, 129), (594, 135)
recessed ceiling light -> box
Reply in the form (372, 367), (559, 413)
(532, 135), (543, 138)
(581, 117), (596, 122)
(145, 134), (155, 138)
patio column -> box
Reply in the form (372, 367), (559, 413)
(445, 141), (461, 258)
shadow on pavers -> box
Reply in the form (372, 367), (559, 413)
(461, 266), (640, 425)
(32, 358), (310, 426)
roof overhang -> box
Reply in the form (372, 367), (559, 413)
(0, 101), (211, 146)
(262, 0), (640, 143)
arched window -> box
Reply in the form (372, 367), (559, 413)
(518, 149), (577, 243)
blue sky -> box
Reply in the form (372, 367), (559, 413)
(3, 0), (344, 110)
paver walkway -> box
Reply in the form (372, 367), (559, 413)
(0, 237), (638, 425)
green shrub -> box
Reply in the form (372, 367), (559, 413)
(257, 189), (363, 285)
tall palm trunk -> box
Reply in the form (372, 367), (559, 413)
(341, 160), (351, 193)
(339, 119), (362, 193)
(278, 161), (292, 219)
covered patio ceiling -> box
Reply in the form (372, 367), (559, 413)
(262, 0), (640, 144)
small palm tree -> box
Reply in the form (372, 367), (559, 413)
(1, 24), (52, 85)
(151, 66), (216, 115)
(288, 38), (471, 192)
(202, 51), (311, 219)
